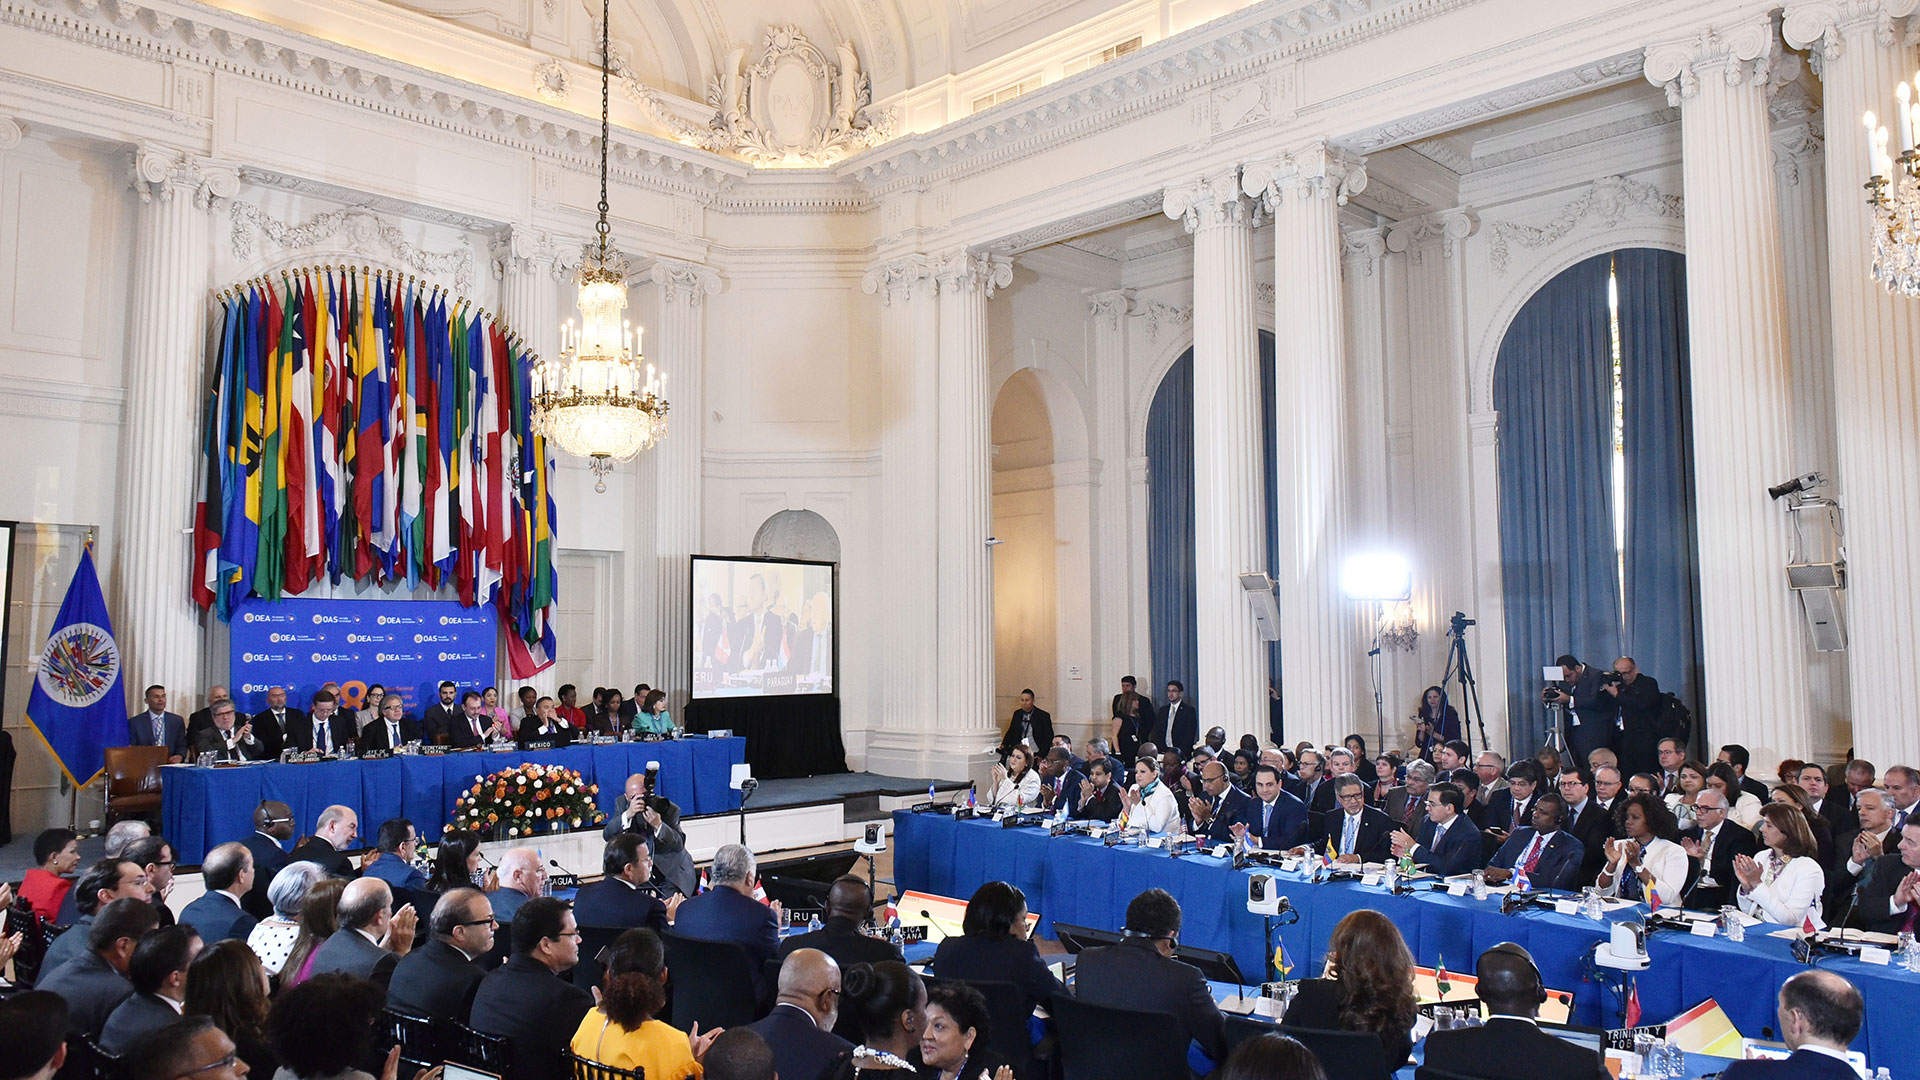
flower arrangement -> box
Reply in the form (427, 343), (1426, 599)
(453, 763), (605, 839)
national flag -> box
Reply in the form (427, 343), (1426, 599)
(1274, 936), (1294, 979)
(253, 277), (289, 599)
(193, 299), (237, 611)
(25, 543), (124, 787)
(1324, 835), (1337, 865)
(1646, 882), (1662, 913)
(1623, 982), (1642, 1028)
(1801, 912), (1818, 937)
(966, 783), (978, 810)
(1512, 865), (1531, 894)
(1435, 955), (1450, 999)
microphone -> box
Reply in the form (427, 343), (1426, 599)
(919, 909), (965, 938)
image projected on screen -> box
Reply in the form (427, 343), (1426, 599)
(690, 556), (835, 699)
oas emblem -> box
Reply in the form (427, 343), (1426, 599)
(38, 622), (119, 707)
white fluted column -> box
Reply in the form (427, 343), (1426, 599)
(115, 146), (234, 711)
(1165, 170), (1267, 745)
(1784, 0), (1920, 767)
(649, 259), (720, 714)
(493, 226), (562, 698)
(1245, 144), (1366, 749)
(936, 251), (1012, 757)
(861, 256), (947, 773)
(1646, 21), (1813, 765)
(1088, 289), (1140, 713)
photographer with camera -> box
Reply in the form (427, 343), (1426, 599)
(1543, 654), (1615, 768)
(605, 768), (697, 897)
(1602, 656), (1662, 779)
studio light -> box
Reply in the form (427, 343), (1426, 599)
(1341, 553), (1412, 602)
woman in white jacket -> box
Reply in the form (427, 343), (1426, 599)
(1122, 756), (1181, 834)
(985, 745), (1042, 811)
(1735, 803), (1826, 928)
(1596, 793), (1690, 906)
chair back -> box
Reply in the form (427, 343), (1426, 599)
(381, 1007), (441, 1070)
(1275, 1026), (1394, 1080)
(1413, 1068), (1482, 1080)
(103, 746), (167, 821)
(948, 979), (1040, 1079)
(572, 925), (628, 992)
(64, 1035), (124, 1080)
(660, 928), (764, 1030)
(1049, 992), (1189, 1080)
(1049, 923), (1122, 954)
(448, 1021), (512, 1074)
(565, 1051), (645, 1080)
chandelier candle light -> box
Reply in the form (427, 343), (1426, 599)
(530, 0), (669, 491)
(1864, 71), (1920, 297)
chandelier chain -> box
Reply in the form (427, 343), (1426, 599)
(597, 0), (612, 259)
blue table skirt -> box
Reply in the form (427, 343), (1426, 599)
(164, 739), (745, 863)
(893, 811), (1917, 1073)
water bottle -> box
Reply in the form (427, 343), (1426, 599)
(888, 924), (905, 950)
(1471, 870), (1487, 901)
(807, 912), (822, 932)
(1872, 1068), (1890, 1080)
(1382, 859), (1397, 893)
(1581, 887), (1604, 921)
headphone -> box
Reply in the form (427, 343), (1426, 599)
(1483, 942), (1549, 1005)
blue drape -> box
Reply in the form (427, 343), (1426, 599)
(1494, 254), (1623, 757)
(1146, 333), (1281, 706)
(1616, 248), (1702, 728)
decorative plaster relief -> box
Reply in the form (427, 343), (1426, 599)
(1138, 300), (1192, 344)
(228, 201), (476, 292)
(1484, 175), (1682, 274)
(532, 58), (569, 103)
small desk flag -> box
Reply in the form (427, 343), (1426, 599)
(25, 544), (125, 786)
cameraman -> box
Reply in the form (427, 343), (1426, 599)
(1604, 656), (1662, 779)
(1544, 654), (1615, 768)
(605, 770), (697, 897)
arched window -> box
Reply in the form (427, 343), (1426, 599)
(1494, 249), (1701, 762)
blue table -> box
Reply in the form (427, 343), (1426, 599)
(164, 739), (746, 863)
(894, 811), (1918, 1073)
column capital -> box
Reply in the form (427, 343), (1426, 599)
(130, 144), (239, 209)
(0, 114), (21, 152)
(1087, 288), (1135, 331)
(1163, 168), (1257, 234)
(861, 253), (940, 306)
(489, 225), (560, 280)
(1242, 140), (1368, 210)
(650, 258), (723, 307)
(1384, 207), (1478, 261)
(934, 250), (1012, 299)
(1644, 19), (1779, 107)
(1783, 0), (1919, 64)
(1341, 227), (1389, 276)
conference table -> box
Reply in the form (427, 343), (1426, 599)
(163, 738), (746, 864)
(893, 811), (1919, 1073)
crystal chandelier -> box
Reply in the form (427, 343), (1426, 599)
(530, 0), (667, 492)
(1864, 74), (1920, 297)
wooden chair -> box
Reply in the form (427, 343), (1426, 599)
(380, 1007), (441, 1071)
(565, 1051), (644, 1080)
(447, 1022), (511, 1075)
(103, 746), (167, 825)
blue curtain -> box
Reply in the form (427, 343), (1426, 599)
(1494, 254), (1622, 757)
(1145, 333), (1281, 706)
(1616, 249), (1702, 728)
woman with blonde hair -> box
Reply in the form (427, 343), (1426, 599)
(1280, 910), (1417, 1068)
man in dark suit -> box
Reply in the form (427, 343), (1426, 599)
(0, 993), (68, 1080)
(1073, 888), (1225, 1061)
(289, 805), (359, 878)
(514, 696), (574, 747)
(100, 925), (201, 1054)
(1719, 971), (1863, 1080)
(188, 701), (271, 762)
(363, 819), (429, 892)
(741, 949), (853, 1080)
(421, 681), (461, 745)
(307, 877), (417, 990)
(1393, 783), (1484, 876)
(672, 843), (782, 1001)
(178, 842), (258, 943)
(1484, 793), (1586, 892)
(1314, 775), (1397, 862)
(1852, 820), (1920, 934)
(999, 689), (1054, 757)
(445, 690), (503, 748)
(1603, 657), (1664, 779)
(43, 859), (155, 974)
(727, 574), (788, 673)
(1679, 789), (1761, 911)
(240, 800), (295, 919)
(250, 685), (303, 758)
(1287, 749), (1324, 806)
(469, 898), (595, 1080)
(1071, 759), (1125, 822)
(183, 684), (231, 746)
(1556, 767), (1614, 886)
(777, 876), (902, 968)
(360, 695), (423, 751)
(388, 888), (494, 1023)
(1382, 760), (1436, 834)
(1545, 655), (1615, 769)
(1799, 762), (1858, 839)
(1718, 744), (1771, 805)
(574, 835), (674, 932)
(1830, 789), (1895, 917)
(126, 684), (188, 761)
(1424, 942), (1609, 1080)
(1033, 747), (1086, 814)
(37, 897), (158, 1038)
(1189, 758), (1255, 843)
(282, 690), (356, 755)
(1308, 749), (1376, 822)
(1234, 765), (1310, 850)
(1485, 761), (1543, 841)
(605, 771), (698, 898)
(1155, 681), (1197, 752)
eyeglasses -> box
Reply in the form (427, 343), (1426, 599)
(458, 916), (499, 927)
(176, 1052), (241, 1077)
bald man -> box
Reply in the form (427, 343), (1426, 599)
(306, 877), (416, 989)
(740, 949), (852, 1080)
(1719, 971), (1864, 1080)
(603, 772), (697, 897)
(489, 848), (546, 926)
(1424, 942), (1608, 1080)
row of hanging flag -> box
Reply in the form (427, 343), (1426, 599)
(189, 266), (558, 674)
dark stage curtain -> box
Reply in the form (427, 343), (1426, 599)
(682, 695), (848, 780)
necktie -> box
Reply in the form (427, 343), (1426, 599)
(1513, 800), (1525, 830)
(315, 721), (328, 753)
(1262, 803), (1273, 834)
(152, 716), (164, 745)
(1702, 828), (1715, 866)
(1342, 813), (1358, 856)
(1897, 807), (1911, 832)
(1521, 834), (1544, 874)
(388, 721), (400, 745)
(471, 714), (484, 739)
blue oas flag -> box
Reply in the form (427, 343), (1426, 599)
(25, 544), (125, 786)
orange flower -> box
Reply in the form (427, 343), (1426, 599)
(487, 812), (499, 823)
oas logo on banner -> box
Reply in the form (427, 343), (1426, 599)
(37, 622), (119, 708)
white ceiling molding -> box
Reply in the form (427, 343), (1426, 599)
(1482, 174), (1683, 275)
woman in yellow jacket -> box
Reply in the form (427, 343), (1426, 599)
(571, 929), (721, 1079)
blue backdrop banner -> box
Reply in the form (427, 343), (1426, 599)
(230, 598), (496, 715)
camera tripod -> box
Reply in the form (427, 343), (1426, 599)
(1437, 611), (1491, 755)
